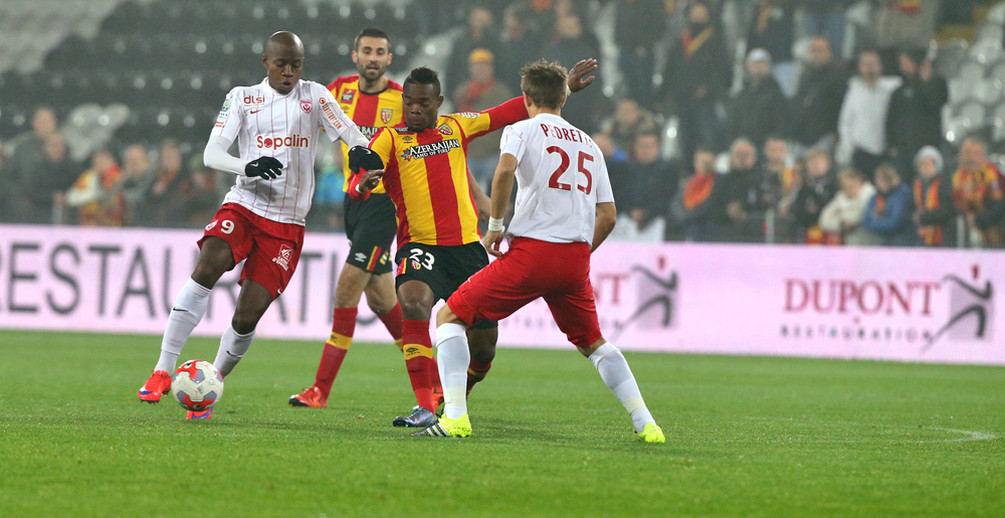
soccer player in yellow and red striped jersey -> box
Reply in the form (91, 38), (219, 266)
(351, 60), (598, 427)
(289, 28), (419, 412)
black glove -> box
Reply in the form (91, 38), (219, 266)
(245, 156), (284, 179)
(348, 145), (384, 174)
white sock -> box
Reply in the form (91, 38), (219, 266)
(155, 278), (212, 372)
(213, 325), (255, 378)
(435, 323), (470, 420)
(589, 342), (656, 433)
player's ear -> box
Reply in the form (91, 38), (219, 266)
(436, 95), (444, 108)
(351, 50), (358, 64)
(523, 93), (533, 110)
(559, 94), (568, 108)
(262, 54), (269, 69)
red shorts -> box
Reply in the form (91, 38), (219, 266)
(198, 203), (305, 298)
(447, 237), (602, 348)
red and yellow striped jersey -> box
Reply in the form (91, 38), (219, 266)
(368, 97), (528, 246)
(328, 75), (403, 194)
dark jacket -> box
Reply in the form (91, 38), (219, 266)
(886, 75), (948, 157)
(730, 75), (787, 147)
(788, 64), (848, 146)
(661, 25), (732, 106)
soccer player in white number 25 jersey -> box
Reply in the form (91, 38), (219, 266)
(416, 60), (665, 442)
(138, 32), (370, 419)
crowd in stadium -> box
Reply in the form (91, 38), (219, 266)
(1, 0), (1003, 248)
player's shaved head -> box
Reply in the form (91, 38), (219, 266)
(521, 60), (567, 109)
(262, 31), (305, 95)
(265, 31), (304, 58)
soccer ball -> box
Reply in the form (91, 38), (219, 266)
(171, 360), (224, 412)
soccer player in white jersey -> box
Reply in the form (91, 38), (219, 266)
(137, 31), (372, 419)
(416, 60), (665, 442)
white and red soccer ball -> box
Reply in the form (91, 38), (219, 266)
(171, 360), (224, 412)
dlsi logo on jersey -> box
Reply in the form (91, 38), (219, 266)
(399, 139), (460, 161)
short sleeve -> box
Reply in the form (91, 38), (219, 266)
(499, 124), (525, 161)
(210, 88), (243, 143)
(591, 141), (615, 204)
(369, 127), (394, 167)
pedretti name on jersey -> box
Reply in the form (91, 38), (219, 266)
(257, 134), (310, 150)
(400, 139), (460, 161)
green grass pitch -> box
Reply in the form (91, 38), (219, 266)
(1, 330), (1002, 517)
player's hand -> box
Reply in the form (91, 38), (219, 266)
(357, 169), (385, 193)
(567, 58), (598, 93)
(245, 156), (284, 179)
(348, 145), (384, 174)
(482, 229), (505, 258)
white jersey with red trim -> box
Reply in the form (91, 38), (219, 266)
(499, 113), (614, 244)
(211, 78), (363, 225)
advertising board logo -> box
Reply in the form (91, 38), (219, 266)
(780, 264), (994, 347)
(922, 265), (993, 351)
(606, 257), (678, 340)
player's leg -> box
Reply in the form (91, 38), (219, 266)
(213, 279), (274, 377)
(395, 278), (438, 422)
(139, 222), (242, 403)
(465, 325), (496, 396)
(417, 304), (472, 437)
(213, 215), (303, 379)
(546, 259), (664, 443)
(292, 263), (369, 407)
(364, 271), (403, 348)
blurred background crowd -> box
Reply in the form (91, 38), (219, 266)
(2, 0), (1005, 248)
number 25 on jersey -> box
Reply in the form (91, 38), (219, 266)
(547, 146), (594, 194)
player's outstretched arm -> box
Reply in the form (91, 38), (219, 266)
(203, 135), (283, 179)
(483, 154), (518, 258)
(567, 58), (599, 93)
(592, 202), (617, 252)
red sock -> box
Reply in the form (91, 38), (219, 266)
(402, 319), (436, 411)
(377, 302), (403, 341)
(466, 358), (492, 397)
(314, 307), (357, 397)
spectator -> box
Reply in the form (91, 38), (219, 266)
(912, 146), (956, 247)
(788, 36), (847, 152)
(182, 160), (222, 227)
(119, 144), (154, 225)
(722, 137), (768, 242)
(542, 10), (604, 133)
(729, 48), (787, 149)
(837, 49), (901, 178)
(761, 136), (799, 242)
(670, 146), (728, 242)
(65, 148), (124, 226)
(145, 139), (189, 227)
(790, 147), (838, 243)
(952, 136), (1005, 248)
(746, 0), (796, 96)
(660, 0), (731, 160)
(863, 162), (917, 246)
(794, 1), (847, 59)
(614, 0), (667, 107)
(11, 132), (78, 224)
(452, 48), (513, 192)
(9, 106), (59, 220)
(445, 6), (500, 95)
(497, 3), (547, 93)
(591, 132), (630, 166)
(875, 0), (940, 59)
(612, 132), (679, 241)
(885, 49), (947, 183)
(819, 167), (878, 246)
(598, 98), (658, 158)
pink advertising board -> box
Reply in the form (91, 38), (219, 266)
(1, 224), (1002, 365)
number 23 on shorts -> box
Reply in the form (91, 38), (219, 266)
(398, 247), (435, 275)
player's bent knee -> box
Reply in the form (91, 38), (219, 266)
(436, 304), (463, 327)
